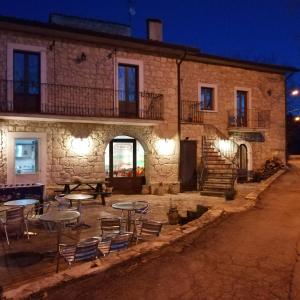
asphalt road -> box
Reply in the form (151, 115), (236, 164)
(47, 161), (300, 300)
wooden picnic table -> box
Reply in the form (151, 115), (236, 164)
(55, 181), (111, 205)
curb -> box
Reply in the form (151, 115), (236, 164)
(245, 169), (286, 203)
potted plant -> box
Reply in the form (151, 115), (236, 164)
(225, 189), (236, 201)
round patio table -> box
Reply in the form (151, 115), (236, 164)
(64, 194), (93, 228)
(112, 201), (148, 231)
(39, 210), (80, 273)
(3, 199), (39, 206)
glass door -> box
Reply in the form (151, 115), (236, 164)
(105, 136), (145, 193)
(236, 90), (248, 127)
(118, 64), (139, 118)
(13, 50), (41, 113)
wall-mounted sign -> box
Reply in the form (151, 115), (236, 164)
(229, 131), (265, 142)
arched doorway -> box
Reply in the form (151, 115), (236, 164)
(237, 144), (248, 183)
(105, 135), (145, 194)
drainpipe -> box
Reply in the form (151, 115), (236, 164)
(176, 50), (187, 183)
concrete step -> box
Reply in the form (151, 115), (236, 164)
(203, 182), (232, 189)
(200, 190), (225, 197)
(207, 169), (235, 174)
(206, 177), (232, 184)
(206, 156), (227, 163)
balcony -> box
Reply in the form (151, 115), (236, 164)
(180, 100), (203, 124)
(227, 109), (270, 129)
(0, 81), (164, 121)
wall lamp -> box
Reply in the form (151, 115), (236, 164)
(70, 137), (91, 156)
(76, 52), (87, 63)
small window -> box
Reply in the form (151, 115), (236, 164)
(200, 87), (215, 111)
(15, 138), (38, 174)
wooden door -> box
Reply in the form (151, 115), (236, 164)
(180, 140), (197, 192)
(237, 144), (248, 183)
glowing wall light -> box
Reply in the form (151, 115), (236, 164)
(155, 138), (176, 156)
(70, 137), (91, 156)
(214, 138), (237, 159)
(295, 116), (300, 122)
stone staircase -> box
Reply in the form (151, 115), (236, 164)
(200, 137), (237, 197)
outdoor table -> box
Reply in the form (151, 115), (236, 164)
(3, 199), (39, 207)
(39, 210), (80, 273)
(56, 181), (109, 205)
(112, 201), (148, 232)
(64, 194), (93, 228)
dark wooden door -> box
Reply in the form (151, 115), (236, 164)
(237, 144), (248, 183)
(13, 50), (41, 113)
(180, 140), (197, 192)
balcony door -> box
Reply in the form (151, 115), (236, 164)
(236, 90), (248, 127)
(13, 50), (41, 113)
(118, 64), (139, 118)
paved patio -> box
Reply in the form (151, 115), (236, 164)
(0, 181), (260, 290)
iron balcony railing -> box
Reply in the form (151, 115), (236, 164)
(0, 80), (164, 120)
(180, 100), (204, 124)
(227, 109), (270, 129)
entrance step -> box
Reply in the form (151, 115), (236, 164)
(200, 190), (225, 197)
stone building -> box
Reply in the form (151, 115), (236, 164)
(0, 14), (296, 196)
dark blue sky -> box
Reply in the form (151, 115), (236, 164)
(2, 0), (300, 112)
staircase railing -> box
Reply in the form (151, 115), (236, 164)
(198, 136), (208, 191)
(203, 124), (239, 191)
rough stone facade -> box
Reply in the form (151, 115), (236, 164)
(0, 26), (287, 192)
(180, 62), (286, 170)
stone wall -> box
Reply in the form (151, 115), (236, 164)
(0, 120), (180, 190)
(180, 62), (286, 169)
(0, 30), (180, 190)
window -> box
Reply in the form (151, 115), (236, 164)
(200, 86), (215, 111)
(118, 64), (138, 102)
(13, 50), (41, 95)
(236, 90), (248, 127)
(15, 138), (39, 174)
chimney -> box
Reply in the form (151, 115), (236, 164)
(147, 19), (163, 42)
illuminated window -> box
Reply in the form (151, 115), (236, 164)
(15, 138), (38, 174)
(105, 136), (145, 178)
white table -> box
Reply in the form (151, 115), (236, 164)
(4, 199), (39, 207)
(64, 194), (93, 228)
(40, 210), (80, 272)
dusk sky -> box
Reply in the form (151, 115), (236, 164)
(2, 0), (300, 112)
